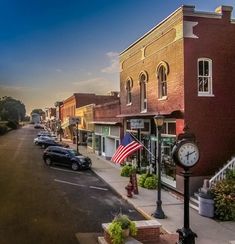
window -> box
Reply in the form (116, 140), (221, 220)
(157, 61), (169, 99)
(139, 71), (148, 112)
(198, 58), (213, 96)
(126, 78), (133, 105)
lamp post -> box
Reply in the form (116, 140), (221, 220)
(153, 114), (165, 219)
(76, 121), (79, 153)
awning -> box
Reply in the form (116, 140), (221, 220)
(89, 121), (121, 125)
(116, 110), (184, 118)
(61, 121), (70, 129)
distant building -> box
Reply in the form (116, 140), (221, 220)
(93, 100), (122, 159)
(60, 92), (119, 140)
(31, 113), (40, 124)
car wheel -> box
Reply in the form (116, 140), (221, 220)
(45, 157), (52, 166)
(71, 162), (79, 171)
(41, 144), (46, 149)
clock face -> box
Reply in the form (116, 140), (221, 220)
(177, 142), (199, 167)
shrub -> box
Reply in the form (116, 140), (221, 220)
(226, 168), (235, 180)
(211, 177), (235, 221)
(143, 175), (157, 189)
(138, 173), (148, 187)
(120, 165), (134, 177)
(6, 120), (18, 129)
(108, 214), (137, 244)
(0, 125), (8, 135)
(138, 173), (158, 189)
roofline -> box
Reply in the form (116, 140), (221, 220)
(120, 5), (234, 56)
(120, 5), (187, 56)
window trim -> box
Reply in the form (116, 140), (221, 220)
(125, 77), (133, 106)
(139, 71), (148, 113)
(157, 61), (169, 100)
(197, 58), (214, 96)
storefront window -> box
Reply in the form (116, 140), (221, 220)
(161, 121), (176, 186)
(102, 137), (105, 153)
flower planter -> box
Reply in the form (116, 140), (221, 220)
(199, 196), (214, 218)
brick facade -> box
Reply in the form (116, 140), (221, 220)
(119, 5), (235, 193)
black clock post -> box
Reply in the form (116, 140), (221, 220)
(177, 169), (197, 244)
(172, 126), (198, 244)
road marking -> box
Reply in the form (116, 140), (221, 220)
(89, 186), (108, 191)
(50, 167), (83, 174)
(54, 179), (85, 187)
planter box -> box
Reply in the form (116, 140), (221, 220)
(199, 196), (214, 218)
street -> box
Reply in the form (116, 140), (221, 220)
(0, 125), (145, 244)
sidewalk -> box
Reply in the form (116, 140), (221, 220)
(65, 140), (235, 244)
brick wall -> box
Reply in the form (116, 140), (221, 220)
(184, 7), (235, 176)
(120, 9), (184, 116)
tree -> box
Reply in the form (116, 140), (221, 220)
(0, 96), (26, 121)
(31, 109), (45, 117)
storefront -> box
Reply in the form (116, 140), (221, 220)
(94, 123), (120, 160)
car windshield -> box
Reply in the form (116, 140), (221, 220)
(67, 149), (80, 156)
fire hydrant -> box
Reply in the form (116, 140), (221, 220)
(125, 181), (133, 198)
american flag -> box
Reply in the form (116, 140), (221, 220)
(111, 133), (143, 164)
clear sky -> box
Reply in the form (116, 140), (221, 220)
(0, 0), (234, 114)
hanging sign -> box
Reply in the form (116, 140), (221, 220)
(130, 119), (144, 129)
(69, 116), (81, 125)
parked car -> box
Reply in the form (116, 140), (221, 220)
(34, 135), (57, 145)
(34, 123), (44, 129)
(43, 146), (92, 170)
(38, 139), (69, 149)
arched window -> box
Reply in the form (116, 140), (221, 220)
(139, 71), (148, 112)
(126, 78), (133, 105)
(198, 58), (213, 96)
(157, 62), (168, 99)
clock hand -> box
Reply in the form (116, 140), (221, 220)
(188, 151), (195, 156)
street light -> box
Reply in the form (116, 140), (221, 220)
(76, 121), (79, 153)
(153, 114), (165, 219)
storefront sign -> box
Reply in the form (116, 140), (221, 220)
(162, 137), (175, 145)
(69, 116), (81, 125)
(150, 135), (158, 141)
(130, 119), (144, 129)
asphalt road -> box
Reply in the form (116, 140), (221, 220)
(0, 125), (145, 244)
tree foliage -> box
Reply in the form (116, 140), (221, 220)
(0, 96), (26, 121)
(31, 109), (45, 116)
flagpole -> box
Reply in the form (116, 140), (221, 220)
(129, 132), (156, 160)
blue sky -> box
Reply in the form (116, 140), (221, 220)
(0, 0), (234, 114)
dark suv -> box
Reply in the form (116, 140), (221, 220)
(43, 146), (92, 170)
(38, 139), (69, 149)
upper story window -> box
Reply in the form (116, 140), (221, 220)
(198, 58), (213, 96)
(139, 71), (148, 112)
(157, 61), (169, 99)
(126, 77), (133, 105)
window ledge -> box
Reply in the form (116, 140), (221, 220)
(126, 103), (132, 106)
(158, 96), (168, 101)
(198, 93), (215, 97)
(140, 110), (147, 113)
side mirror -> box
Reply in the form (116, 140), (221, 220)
(65, 153), (70, 158)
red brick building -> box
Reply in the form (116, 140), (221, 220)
(60, 92), (119, 140)
(119, 5), (235, 193)
(93, 100), (122, 159)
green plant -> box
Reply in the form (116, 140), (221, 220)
(138, 173), (148, 187)
(211, 178), (235, 221)
(138, 173), (158, 189)
(226, 168), (235, 180)
(120, 165), (134, 177)
(108, 214), (137, 244)
(144, 175), (157, 189)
